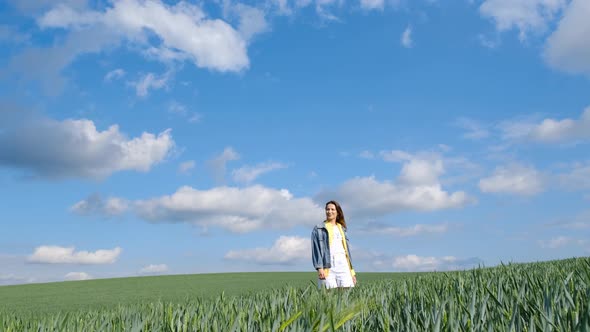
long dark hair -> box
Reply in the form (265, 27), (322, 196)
(325, 200), (347, 229)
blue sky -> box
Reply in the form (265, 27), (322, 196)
(1, 0), (589, 285)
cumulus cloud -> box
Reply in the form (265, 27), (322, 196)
(544, 0), (590, 75)
(64, 272), (92, 281)
(0, 111), (174, 179)
(479, 164), (544, 195)
(39, 0), (250, 70)
(479, 0), (567, 41)
(70, 193), (129, 216)
(222, 2), (269, 41)
(207, 147), (240, 183)
(499, 107), (590, 143)
(12, 0), (251, 94)
(391, 255), (480, 271)
(139, 264), (168, 274)
(225, 236), (308, 265)
(359, 222), (450, 237)
(28, 246), (122, 264)
(232, 162), (288, 184)
(401, 25), (413, 48)
(319, 151), (472, 218)
(369, 253), (482, 272)
(132, 185), (323, 233)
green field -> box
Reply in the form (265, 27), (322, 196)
(1, 258), (589, 331)
(0, 271), (418, 315)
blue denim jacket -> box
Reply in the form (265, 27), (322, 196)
(311, 222), (354, 273)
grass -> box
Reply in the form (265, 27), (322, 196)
(0, 271), (422, 315)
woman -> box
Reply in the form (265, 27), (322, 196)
(311, 200), (356, 289)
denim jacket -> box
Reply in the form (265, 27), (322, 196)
(311, 222), (355, 276)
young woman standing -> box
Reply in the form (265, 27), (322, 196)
(311, 200), (356, 289)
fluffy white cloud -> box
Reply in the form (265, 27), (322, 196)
(64, 272), (92, 281)
(360, 222), (449, 237)
(225, 236), (308, 265)
(500, 107), (590, 143)
(479, 164), (544, 195)
(139, 264), (169, 274)
(401, 25), (413, 48)
(320, 151), (472, 218)
(0, 113), (174, 179)
(544, 0), (590, 75)
(232, 162), (288, 184)
(134, 185), (323, 232)
(370, 253), (481, 272)
(28, 246), (122, 264)
(479, 0), (567, 41)
(70, 194), (129, 216)
(319, 176), (471, 218)
(38, 0), (250, 72)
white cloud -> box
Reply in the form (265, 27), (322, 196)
(319, 176), (471, 219)
(64, 272), (92, 281)
(0, 113), (174, 179)
(360, 0), (385, 11)
(370, 254), (481, 272)
(28, 246), (122, 264)
(479, 0), (567, 41)
(139, 264), (169, 274)
(104, 68), (126, 81)
(401, 25), (413, 48)
(227, 3), (269, 41)
(12, 0), (251, 94)
(178, 160), (196, 175)
(0, 273), (34, 285)
(479, 164), (544, 195)
(551, 210), (590, 230)
(319, 151), (472, 218)
(70, 194), (129, 216)
(132, 71), (172, 97)
(133, 185), (323, 233)
(37, 0), (250, 72)
(392, 255), (468, 271)
(499, 107), (590, 143)
(207, 147), (240, 183)
(232, 162), (288, 184)
(557, 162), (590, 191)
(538, 236), (587, 249)
(360, 222), (449, 237)
(544, 0), (590, 75)
(225, 236), (308, 265)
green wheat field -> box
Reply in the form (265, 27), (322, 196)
(1, 257), (589, 331)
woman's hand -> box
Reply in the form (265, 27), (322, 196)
(317, 268), (326, 280)
(352, 275), (357, 285)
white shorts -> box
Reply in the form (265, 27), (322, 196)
(318, 253), (354, 289)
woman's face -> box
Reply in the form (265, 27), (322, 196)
(325, 203), (338, 221)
